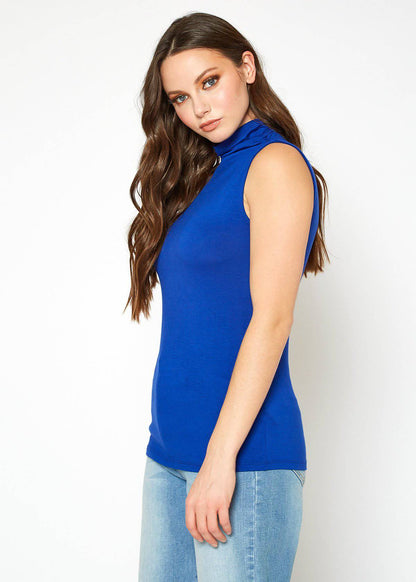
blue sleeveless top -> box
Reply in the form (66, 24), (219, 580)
(145, 118), (319, 472)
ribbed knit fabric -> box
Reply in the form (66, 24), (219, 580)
(145, 118), (319, 471)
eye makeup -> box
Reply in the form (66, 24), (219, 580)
(168, 75), (219, 105)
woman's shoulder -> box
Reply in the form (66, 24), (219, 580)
(244, 141), (314, 199)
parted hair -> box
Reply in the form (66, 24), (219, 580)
(124, 12), (330, 322)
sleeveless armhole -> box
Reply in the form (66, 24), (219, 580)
(240, 139), (319, 278)
(241, 140), (318, 221)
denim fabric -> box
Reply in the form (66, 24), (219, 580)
(139, 455), (305, 581)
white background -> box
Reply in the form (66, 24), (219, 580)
(1, 1), (415, 580)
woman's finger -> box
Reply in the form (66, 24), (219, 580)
(218, 504), (232, 536)
(196, 507), (218, 547)
(185, 503), (204, 543)
(206, 507), (227, 543)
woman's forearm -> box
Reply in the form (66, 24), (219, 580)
(205, 315), (293, 461)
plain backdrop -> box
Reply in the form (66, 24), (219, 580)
(1, 1), (415, 580)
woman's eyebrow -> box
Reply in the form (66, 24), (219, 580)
(166, 67), (219, 96)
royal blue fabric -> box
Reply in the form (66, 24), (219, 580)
(145, 118), (319, 471)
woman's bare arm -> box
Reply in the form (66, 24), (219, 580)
(205, 142), (314, 460)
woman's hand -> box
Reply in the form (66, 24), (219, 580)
(185, 450), (236, 547)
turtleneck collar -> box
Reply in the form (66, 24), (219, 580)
(212, 118), (266, 157)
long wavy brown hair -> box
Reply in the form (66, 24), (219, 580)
(124, 12), (330, 323)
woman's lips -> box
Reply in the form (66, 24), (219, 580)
(200, 118), (221, 132)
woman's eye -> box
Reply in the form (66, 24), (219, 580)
(172, 95), (186, 104)
(170, 76), (219, 106)
(202, 75), (218, 89)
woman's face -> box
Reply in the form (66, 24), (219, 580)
(160, 48), (257, 143)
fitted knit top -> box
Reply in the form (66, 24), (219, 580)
(145, 118), (319, 472)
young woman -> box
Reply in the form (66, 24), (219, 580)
(125, 12), (329, 582)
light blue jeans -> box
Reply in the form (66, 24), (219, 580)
(138, 455), (305, 581)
